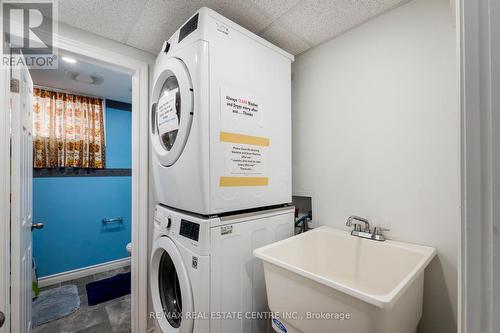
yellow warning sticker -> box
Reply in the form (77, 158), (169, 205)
(219, 132), (269, 146)
(219, 177), (269, 187)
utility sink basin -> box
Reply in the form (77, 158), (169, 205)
(254, 226), (436, 333)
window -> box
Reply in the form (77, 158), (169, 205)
(32, 88), (106, 168)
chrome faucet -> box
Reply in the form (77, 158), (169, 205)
(346, 215), (389, 241)
(346, 215), (371, 232)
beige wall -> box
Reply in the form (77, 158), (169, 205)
(291, 0), (459, 332)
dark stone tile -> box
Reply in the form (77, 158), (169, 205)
(39, 282), (61, 293)
(92, 293), (129, 309)
(59, 304), (110, 333)
(93, 268), (125, 281)
(62, 275), (94, 295)
(105, 295), (131, 333)
(33, 318), (62, 333)
(73, 321), (113, 333)
(33, 268), (131, 333)
(119, 265), (131, 274)
(111, 324), (132, 333)
(80, 293), (89, 307)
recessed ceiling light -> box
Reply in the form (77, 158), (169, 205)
(62, 56), (77, 64)
(65, 70), (104, 85)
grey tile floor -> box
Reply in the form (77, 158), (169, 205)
(33, 266), (131, 333)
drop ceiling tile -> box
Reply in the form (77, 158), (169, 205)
(126, 0), (274, 55)
(248, 0), (302, 19)
(200, 0), (273, 33)
(277, 0), (405, 45)
(125, 0), (186, 55)
(57, 0), (148, 42)
(260, 23), (311, 55)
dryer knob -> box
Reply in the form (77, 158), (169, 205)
(166, 217), (172, 229)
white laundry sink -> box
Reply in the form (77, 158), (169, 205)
(253, 226), (436, 333)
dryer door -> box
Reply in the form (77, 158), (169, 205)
(151, 58), (194, 166)
(151, 236), (194, 333)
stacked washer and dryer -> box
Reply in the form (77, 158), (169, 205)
(150, 7), (294, 333)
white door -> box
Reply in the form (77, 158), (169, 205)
(10, 54), (34, 333)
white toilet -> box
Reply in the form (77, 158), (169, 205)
(126, 242), (132, 256)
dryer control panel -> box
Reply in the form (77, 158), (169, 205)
(179, 219), (200, 241)
(154, 204), (212, 256)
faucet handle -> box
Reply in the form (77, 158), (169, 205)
(372, 227), (390, 235)
(371, 227), (389, 241)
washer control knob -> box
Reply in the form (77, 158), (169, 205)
(166, 217), (172, 229)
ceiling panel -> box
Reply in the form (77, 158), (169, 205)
(277, 0), (407, 45)
(55, 0), (410, 56)
(57, 0), (148, 42)
(199, 0), (273, 33)
(248, 0), (302, 20)
(260, 22), (311, 55)
(125, 0), (182, 55)
(126, 0), (273, 55)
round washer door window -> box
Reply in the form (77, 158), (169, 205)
(151, 57), (193, 167)
(158, 251), (182, 328)
(150, 237), (193, 333)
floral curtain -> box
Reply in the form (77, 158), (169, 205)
(33, 88), (106, 168)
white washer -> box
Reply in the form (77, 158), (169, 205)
(150, 204), (294, 333)
(150, 7), (294, 215)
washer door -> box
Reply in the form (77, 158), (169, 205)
(151, 236), (194, 333)
(151, 58), (193, 166)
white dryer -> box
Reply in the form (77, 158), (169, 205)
(150, 204), (294, 333)
(150, 7), (294, 215)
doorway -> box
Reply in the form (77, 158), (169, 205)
(0, 37), (149, 333)
(28, 50), (132, 332)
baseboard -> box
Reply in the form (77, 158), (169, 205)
(38, 257), (131, 288)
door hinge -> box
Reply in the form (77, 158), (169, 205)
(10, 78), (19, 93)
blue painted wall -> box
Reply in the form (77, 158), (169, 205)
(33, 105), (132, 278)
(105, 107), (132, 168)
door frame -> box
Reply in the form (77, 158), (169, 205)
(459, 0), (498, 332)
(0, 37), (150, 332)
(0, 42), (11, 333)
(54, 35), (150, 332)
